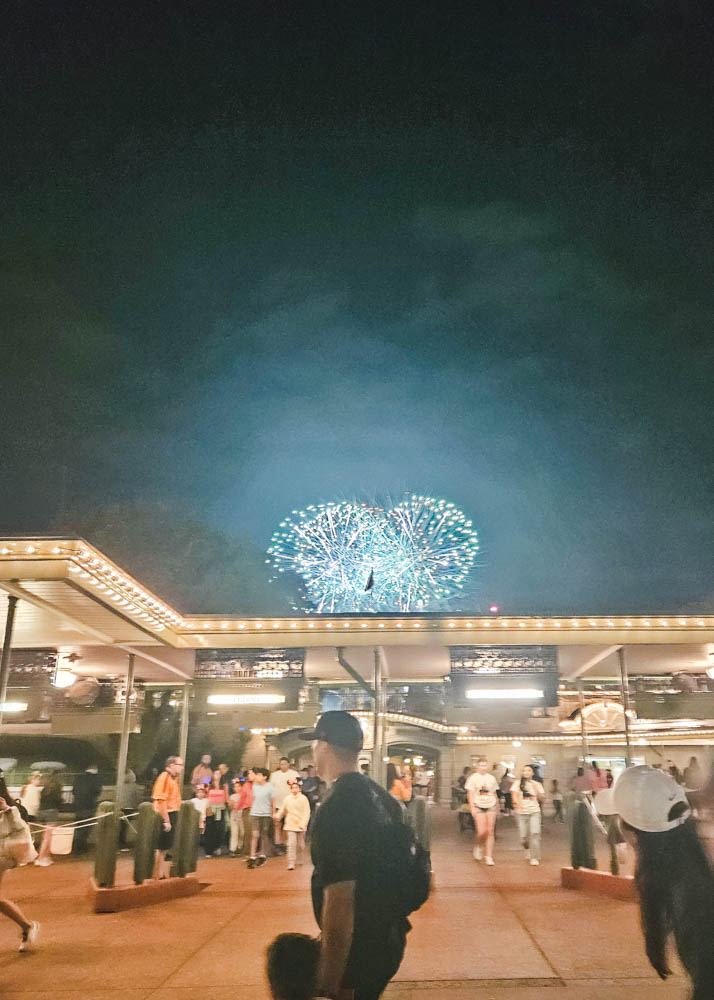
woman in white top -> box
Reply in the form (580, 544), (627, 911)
(511, 764), (545, 865)
(19, 772), (42, 822)
(275, 778), (311, 870)
(0, 777), (40, 951)
(465, 759), (500, 866)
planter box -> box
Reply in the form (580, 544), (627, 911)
(561, 866), (636, 900)
(89, 874), (202, 913)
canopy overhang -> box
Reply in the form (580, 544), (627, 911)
(0, 537), (712, 685)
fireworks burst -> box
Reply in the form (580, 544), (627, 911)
(267, 495), (479, 613)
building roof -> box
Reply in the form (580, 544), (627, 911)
(1, 536), (712, 683)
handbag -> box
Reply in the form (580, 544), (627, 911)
(3, 812), (38, 866)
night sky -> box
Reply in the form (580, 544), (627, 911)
(2, 2), (713, 614)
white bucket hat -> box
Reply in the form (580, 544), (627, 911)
(613, 765), (691, 833)
(594, 787), (617, 816)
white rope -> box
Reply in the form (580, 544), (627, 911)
(28, 810), (139, 833)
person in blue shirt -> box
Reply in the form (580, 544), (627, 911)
(248, 768), (273, 868)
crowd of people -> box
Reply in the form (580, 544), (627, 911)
(454, 759), (547, 866)
(149, 753), (327, 877)
(455, 754), (709, 873)
(2, 743), (714, 999)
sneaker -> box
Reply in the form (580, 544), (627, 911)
(530, 858), (540, 866)
(287, 864), (295, 870)
(473, 846), (482, 861)
(247, 857), (256, 869)
(257, 855), (267, 867)
(485, 856), (495, 866)
(19, 921), (40, 952)
(34, 858), (53, 867)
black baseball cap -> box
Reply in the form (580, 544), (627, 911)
(299, 711), (364, 751)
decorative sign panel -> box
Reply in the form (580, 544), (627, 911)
(195, 648), (305, 680)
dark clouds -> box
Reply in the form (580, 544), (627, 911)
(1, 2), (713, 612)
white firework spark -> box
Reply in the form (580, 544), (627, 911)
(267, 495), (479, 613)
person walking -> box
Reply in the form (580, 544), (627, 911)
(613, 765), (714, 998)
(511, 765), (545, 865)
(276, 778), (310, 870)
(303, 710), (414, 1000)
(0, 777), (40, 952)
(241, 769), (254, 853)
(248, 768), (273, 868)
(151, 755), (184, 879)
(300, 765), (321, 812)
(499, 771), (513, 815)
(229, 776), (251, 855)
(72, 764), (103, 854)
(35, 771), (63, 867)
(571, 766), (590, 794)
(191, 754), (212, 790)
(589, 762), (608, 796)
(204, 769), (228, 856)
(684, 756), (704, 790)
(386, 763), (410, 803)
(117, 769), (143, 849)
(465, 759), (499, 865)
(190, 784), (209, 850)
(19, 773), (42, 823)
(270, 758), (300, 855)
(550, 780), (564, 822)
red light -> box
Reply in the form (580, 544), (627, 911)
(489, 605), (499, 614)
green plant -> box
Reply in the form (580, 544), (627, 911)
(133, 802), (161, 884)
(170, 802), (200, 878)
(406, 796), (431, 850)
(605, 816), (620, 875)
(569, 795), (597, 870)
(94, 802), (120, 887)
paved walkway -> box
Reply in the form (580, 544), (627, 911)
(0, 808), (688, 999)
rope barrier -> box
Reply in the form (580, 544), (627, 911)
(28, 811), (140, 833)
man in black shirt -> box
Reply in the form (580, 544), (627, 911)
(301, 711), (409, 1000)
(72, 765), (103, 853)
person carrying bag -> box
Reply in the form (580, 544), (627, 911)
(0, 775), (40, 950)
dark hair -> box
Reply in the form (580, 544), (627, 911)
(255, 767), (270, 779)
(0, 774), (27, 819)
(44, 771), (63, 794)
(266, 933), (319, 1000)
(626, 815), (714, 991)
(279, 756), (290, 763)
(386, 763), (399, 790)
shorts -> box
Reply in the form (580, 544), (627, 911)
(474, 805), (498, 814)
(157, 811), (178, 851)
(251, 815), (272, 841)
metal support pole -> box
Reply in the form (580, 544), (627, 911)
(336, 647), (375, 699)
(373, 648), (386, 787)
(116, 654), (136, 804)
(618, 647), (632, 767)
(178, 683), (191, 768)
(577, 679), (589, 768)
(0, 595), (19, 732)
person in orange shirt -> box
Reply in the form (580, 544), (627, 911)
(386, 763), (410, 803)
(152, 755), (184, 879)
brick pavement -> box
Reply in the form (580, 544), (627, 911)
(0, 806), (688, 999)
